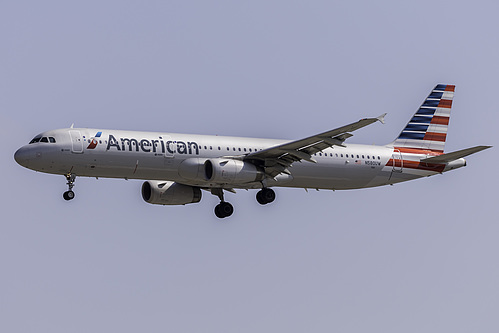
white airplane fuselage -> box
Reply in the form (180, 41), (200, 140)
(14, 127), (456, 190)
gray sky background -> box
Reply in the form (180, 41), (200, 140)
(1, 1), (498, 332)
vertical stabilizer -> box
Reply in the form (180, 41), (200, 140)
(392, 84), (455, 153)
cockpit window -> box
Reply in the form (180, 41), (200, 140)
(29, 135), (57, 144)
(29, 136), (42, 144)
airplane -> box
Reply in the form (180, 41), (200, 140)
(14, 84), (491, 218)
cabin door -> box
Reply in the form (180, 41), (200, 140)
(69, 130), (83, 154)
(391, 149), (403, 172)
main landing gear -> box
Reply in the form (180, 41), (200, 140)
(63, 173), (76, 201)
(215, 202), (234, 219)
(212, 189), (233, 219)
(211, 188), (276, 219)
(256, 188), (275, 205)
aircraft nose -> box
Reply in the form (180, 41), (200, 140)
(14, 146), (30, 167)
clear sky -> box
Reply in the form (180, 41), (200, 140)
(1, 1), (498, 332)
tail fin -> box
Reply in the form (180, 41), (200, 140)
(392, 84), (455, 153)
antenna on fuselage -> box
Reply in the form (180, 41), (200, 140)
(70, 123), (74, 129)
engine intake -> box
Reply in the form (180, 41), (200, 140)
(141, 180), (201, 205)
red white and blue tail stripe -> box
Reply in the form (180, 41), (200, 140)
(392, 84), (454, 154)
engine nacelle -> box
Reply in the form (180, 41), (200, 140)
(178, 158), (206, 181)
(178, 158), (264, 184)
(204, 158), (264, 184)
(141, 180), (201, 205)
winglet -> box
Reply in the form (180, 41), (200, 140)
(376, 113), (387, 124)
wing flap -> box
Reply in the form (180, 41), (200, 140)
(280, 149), (317, 163)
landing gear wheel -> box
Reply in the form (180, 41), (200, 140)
(215, 205), (223, 218)
(63, 190), (75, 201)
(215, 202), (234, 218)
(220, 202), (234, 217)
(256, 188), (275, 205)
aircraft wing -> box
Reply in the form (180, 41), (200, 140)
(244, 114), (386, 177)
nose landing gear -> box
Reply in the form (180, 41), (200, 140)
(63, 173), (76, 201)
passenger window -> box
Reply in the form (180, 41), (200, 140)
(40, 137), (49, 143)
(367, 155), (370, 159)
(362, 155), (365, 159)
(49, 137), (56, 143)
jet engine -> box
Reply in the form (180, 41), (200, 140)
(141, 180), (202, 205)
(204, 158), (264, 183)
(178, 158), (264, 184)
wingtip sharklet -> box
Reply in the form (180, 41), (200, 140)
(376, 113), (387, 124)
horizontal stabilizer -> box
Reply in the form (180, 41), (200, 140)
(420, 146), (492, 164)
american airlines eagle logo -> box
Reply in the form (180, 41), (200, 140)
(87, 131), (102, 149)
